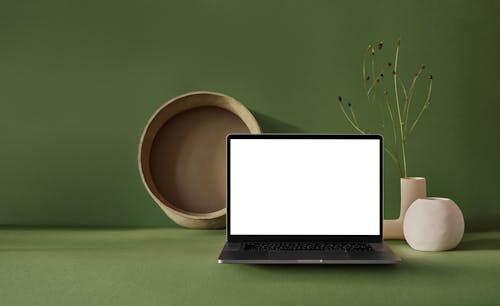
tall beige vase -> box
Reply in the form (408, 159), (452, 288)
(384, 177), (427, 239)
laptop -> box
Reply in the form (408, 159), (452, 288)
(218, 134), (400, 264)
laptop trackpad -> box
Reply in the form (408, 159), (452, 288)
(268, 251), (348, 260)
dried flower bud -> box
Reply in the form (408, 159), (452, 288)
(429, 74), (433, 80)
(367, 44), (372, 50)
(396, 38), (401, 46)
(371, 47), (375, 55)
(392, 70), (396, 75)
(380, 73), (384, 78)
(338, 96), (342, 102)
(421, 64), (427, 69)
(348, 103), (352, 107)
(388, 62), (392, 66)
(377, 41), (384, 50)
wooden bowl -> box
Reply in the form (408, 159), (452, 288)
(138, 91), (261, 229)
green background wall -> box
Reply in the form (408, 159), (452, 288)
(1, 0), (499, 230)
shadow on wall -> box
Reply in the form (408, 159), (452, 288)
(251, 111), (305, 133)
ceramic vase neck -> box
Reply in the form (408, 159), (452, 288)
(399, 177), (427, 220)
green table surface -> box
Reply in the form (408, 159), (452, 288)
(1, 228), (499, 306)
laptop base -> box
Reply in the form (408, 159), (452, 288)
(218, 242), (400, 264)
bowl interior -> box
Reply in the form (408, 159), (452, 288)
(146, 102), (251, 215)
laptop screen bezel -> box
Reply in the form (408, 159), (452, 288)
(226, 134), (384, 243)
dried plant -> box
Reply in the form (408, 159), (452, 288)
(338, 38), (433, 178)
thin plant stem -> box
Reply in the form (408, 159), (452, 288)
(370, 49), (376, 102)
(378, 98), (386, 128)
(384, 91), (397, 145)
(398, 76), (408, 102)
(409, 78), (433, 134)
(384, 147), (403, 177)
(339, 103), (365, 134)
(362, 48), (370, 97)
(393, 39), (407, 177)
(366, 66), (389, 97)
(404, 68), (423, 134)
(349, 106), (359, 125)
(371, 52), (375, 83)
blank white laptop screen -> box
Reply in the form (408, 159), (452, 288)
(229, 138), (381, 236)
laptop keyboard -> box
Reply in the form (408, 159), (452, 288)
(243, 242), (374, 253)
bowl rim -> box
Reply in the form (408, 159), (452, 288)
(138, 91), (261, 221)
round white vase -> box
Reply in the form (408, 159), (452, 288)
(403, 197), (465, 251)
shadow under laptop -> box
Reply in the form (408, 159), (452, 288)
(247, 264), (401, 272)
(238, 257), (455, 276)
